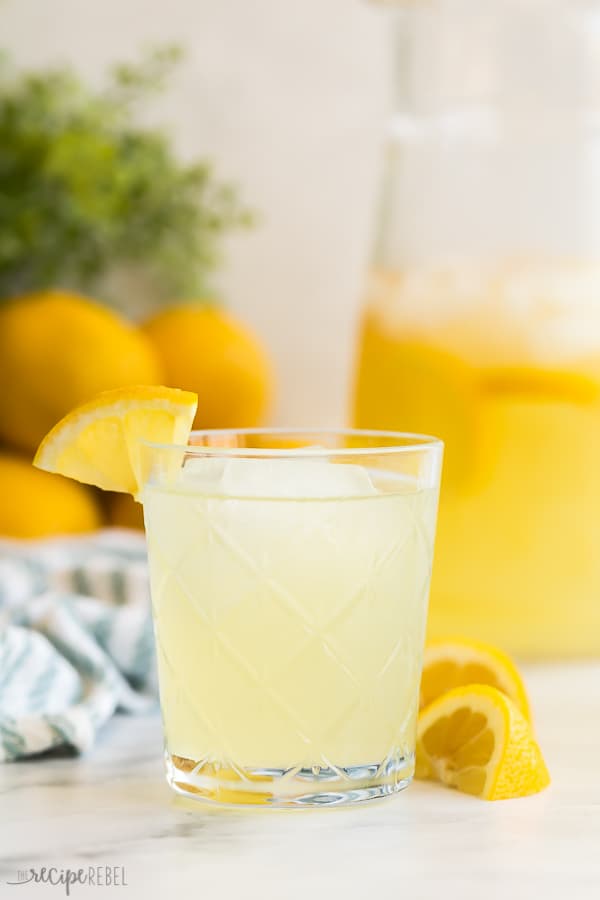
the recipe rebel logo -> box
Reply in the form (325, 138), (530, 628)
(6, 866), (128, 895)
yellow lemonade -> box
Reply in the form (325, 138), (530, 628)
(354, 263), (600, 656)
(142, 455), (439, 804)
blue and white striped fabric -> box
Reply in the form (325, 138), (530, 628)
(0, 530), (155, 762)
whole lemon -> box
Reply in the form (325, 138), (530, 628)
(143, 305), (273, 428)
(0, 290), (163, 452)
(0, 453), (102, 538)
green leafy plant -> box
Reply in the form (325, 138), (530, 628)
(0, 46), (250, 302)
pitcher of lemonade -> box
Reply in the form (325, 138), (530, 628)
(354, 0), (600, 656)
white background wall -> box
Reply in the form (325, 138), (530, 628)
(2, 0), (390, 426)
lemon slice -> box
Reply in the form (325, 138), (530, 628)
(420, 636), (531, 721)
(33, 385), (197, 495)
(417, 685), (550, 800)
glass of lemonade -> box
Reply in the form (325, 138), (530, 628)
(141, 429), (442, 808)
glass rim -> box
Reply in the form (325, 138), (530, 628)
(140, 427), (444, 459)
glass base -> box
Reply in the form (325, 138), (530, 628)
(165, 749), (414, 808)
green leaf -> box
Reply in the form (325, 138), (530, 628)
(0, 46), (251, 302)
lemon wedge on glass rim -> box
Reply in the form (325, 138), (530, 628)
(33, 385), (197, 495)
(417, 684), (550, 801)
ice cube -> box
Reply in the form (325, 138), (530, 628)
(181, 456), (377, 499)
(181, 456), (226, 490)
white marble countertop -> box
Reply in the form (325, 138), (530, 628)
(2, 664), (600, 899)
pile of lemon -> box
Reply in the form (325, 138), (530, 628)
(0, 290), (273, 538)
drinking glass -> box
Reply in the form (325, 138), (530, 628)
(141, 429), (442, 807)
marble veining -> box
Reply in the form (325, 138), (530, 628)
(1, 664), (600, 899)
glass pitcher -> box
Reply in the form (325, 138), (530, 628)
(353, 0), (600, 656)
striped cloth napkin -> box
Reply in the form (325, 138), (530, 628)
(0, 530), (156, 762)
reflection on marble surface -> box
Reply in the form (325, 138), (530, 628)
(2, 665), (600, 899)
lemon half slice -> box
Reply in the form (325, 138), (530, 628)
(34, 385), (197, 495)
(420, 636), (531, 721)
(417, 684), (550, 800)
